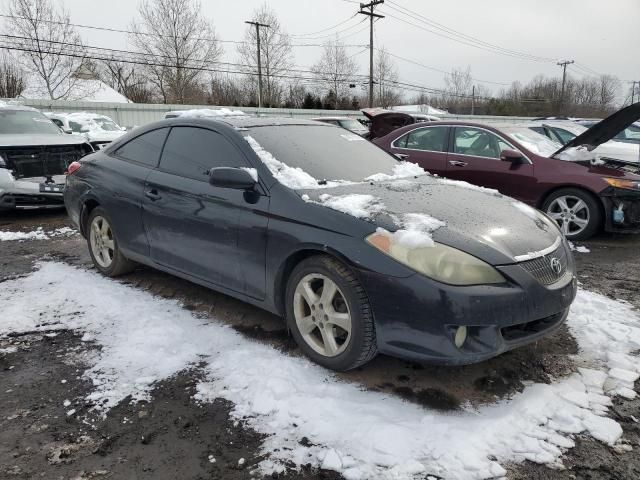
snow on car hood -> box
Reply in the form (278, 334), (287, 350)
(300, 176), (562, 265)
(0, 133), (89, 147)
(553, 102), (640, 160)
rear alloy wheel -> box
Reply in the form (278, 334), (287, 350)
(86, 207), (135, 277)
(285, 255), (377, 371)
(543, 188), (602, 240)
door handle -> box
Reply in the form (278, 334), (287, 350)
(395, 153), (410, 160)
(145, 189), (161, 201)
(449, 160), (468, 167)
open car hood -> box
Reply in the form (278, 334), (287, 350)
(552, 102), (640, 158)
(361, 108), (414, 139)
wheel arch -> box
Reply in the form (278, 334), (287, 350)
(273, 246), (358, 316)
(79, 195), (101, 237)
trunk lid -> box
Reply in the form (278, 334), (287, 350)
(361, 108), (415, 140)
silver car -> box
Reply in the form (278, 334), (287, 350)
(0, 104), (93, 211)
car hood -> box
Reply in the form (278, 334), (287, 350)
(300, 176), (562, 265)
(361, 108), (415, 139)
(82, 130), (126, 142)
(553, 102), (640, 157)
(0, 134), (89, 147)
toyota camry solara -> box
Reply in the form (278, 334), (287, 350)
(64, 116), (577, 371)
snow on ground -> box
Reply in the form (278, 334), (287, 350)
(1, 262), (639, 479)
(0, 227), (77, 242)
(569, 242), (591, 254)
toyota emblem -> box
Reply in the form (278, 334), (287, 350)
(550, 257), (562, 275)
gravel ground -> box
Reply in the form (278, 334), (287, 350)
(1, 210), (639, 480)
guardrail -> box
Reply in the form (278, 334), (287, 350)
(5, 98), (541, 127)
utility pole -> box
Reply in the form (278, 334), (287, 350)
(245, 20), (270, 108)
(471, 85), (475, 115)
(358, 0), (384, 108)
(632, 81), (637, 104)
(557, 60), (574, 111)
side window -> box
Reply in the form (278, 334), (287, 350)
(69, 121), (84, 132)
(404, 127), (447, 152)
(392, 133), (409, 148)
(551, 128), (576, 145)
(159, 127), (248, 181)
(530, 126), (546, 136)
(453, 127), (505, 159)
(113, 128), (169, 167)
(51, 119), (63, 128)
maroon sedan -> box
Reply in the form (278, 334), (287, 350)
(371, 105), (640, 240)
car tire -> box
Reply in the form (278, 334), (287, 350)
(285, 255), (377, 371)
(542, 188), (602, 241)
(86, 207), (135, 277)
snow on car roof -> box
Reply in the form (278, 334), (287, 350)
(0, 100), (38, 112)
(166, 108), (246, 119)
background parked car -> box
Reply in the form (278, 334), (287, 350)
(64, 116), (576, 371)
(45, 112), (127, 150)
(0, 103), (93, 211)
(311, 116), (369, 136)
(526, 120), (640, 163)
(372, 104), (640, 240)
(576, 120), (640, 144)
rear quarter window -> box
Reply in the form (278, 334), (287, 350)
(113, 128), (169, 167)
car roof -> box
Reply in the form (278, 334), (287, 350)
(205, 116), (329, 128)
(0, 102), (39, 112)
(311, 116), (358, 121)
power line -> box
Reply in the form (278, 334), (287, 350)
(288, 14), (358, 37)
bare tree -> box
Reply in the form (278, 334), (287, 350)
(312, 39), (359, 109)
(598, 74), (620, 110)
(130, 0), (222, 104)
(443, 66), (473, 109)
(207, 74), (244, 106)
(0, 51), (26, 98)
(283, 82), (307, 108)
(101, 61), (154, 103)
(373, 46), (400, 108)
(5, 0), (86, 99)
(237, 4), (293, 107)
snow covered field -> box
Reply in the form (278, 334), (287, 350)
(1, 261), (638, 479)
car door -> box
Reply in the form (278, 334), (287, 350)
(142, 126), (269, 300)
(387, 125), (450, 176)
(102, 127), (170, 258)
(445, 126), (536, 202)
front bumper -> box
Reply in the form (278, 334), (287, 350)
(0, 169), (65, 211)
(356, 256), (577, 365)
(601, 187), (640, 234)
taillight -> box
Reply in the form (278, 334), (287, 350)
(66, 161), (82, 176)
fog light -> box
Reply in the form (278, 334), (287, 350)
(454, 326), (467, 349)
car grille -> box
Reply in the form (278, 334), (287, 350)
(501, 311), (565, 342)
(518, 245), (569, 285)
(2, 145), (86, 178)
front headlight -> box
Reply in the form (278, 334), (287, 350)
(366, 232), (505, 285)
(604, 177), (640, 191)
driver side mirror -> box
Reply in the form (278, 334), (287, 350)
(500, 149), (525, 163)
(209, 167), (257, 190)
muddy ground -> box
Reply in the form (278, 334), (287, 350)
(1, 210), (639, 480)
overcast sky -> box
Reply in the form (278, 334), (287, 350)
(62, 0), (640, 100)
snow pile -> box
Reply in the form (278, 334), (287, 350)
(172, 108), (246, 118)
(1, 263), (639, 479)
(377, 213), (446, 248)
(0, 227), (77, 242)
(436, 178), (501, 196)
(365, 162), (426, 182)
(555, 146), (595, 162)
(311, 194), (385, 219)
(569, 242), (591, 254)
(245, 135), (321, 189)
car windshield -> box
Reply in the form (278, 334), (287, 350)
(0, 110), (62, 135)
(338, 119), (366, 131)
(502, 127), (562, 157)
(245, 125), (401, 184)
(93, 117), (121, 131)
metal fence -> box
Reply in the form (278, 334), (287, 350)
(5, 98), (539, 128)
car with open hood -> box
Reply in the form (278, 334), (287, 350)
(310, 116), (369, 136)
(373, 103), (640, 240)
(0, 103), (93, 211)
(64, 116), (576, 371)
(45, 112), (127, 151)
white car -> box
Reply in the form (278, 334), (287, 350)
(45, 112), (126, 150)
(0, 104), (92, 210)
(527, 120), (640, 163)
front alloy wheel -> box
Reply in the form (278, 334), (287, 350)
(546, 195), (590, 237)
(293, 273), (352, 357)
